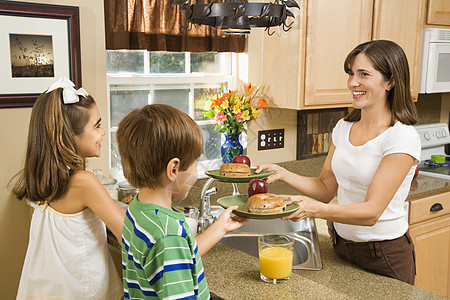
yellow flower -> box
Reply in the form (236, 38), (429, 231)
(252, 108), (261, 119)
(222, 100), (229, 109)
(241, 110), (250, 121)
(233, 104), (241, 114)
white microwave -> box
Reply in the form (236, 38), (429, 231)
(419, 28), (450, 94)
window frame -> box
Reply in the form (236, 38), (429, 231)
(106, 52), (239, 179)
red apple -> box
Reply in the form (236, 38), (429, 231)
(248, 179), (268, 197)
(413, 167), (419, 179)
(232, 155), (251, 167)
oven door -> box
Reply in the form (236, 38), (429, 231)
(423, 43), (450, 93)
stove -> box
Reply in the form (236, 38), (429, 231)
(414, 123), (450, 180)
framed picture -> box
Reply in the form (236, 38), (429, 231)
(297, 107), (349, 160)
(0, 1), (81, 108)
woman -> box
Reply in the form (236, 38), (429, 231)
(256, 40), (420, 284)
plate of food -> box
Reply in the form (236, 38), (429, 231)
(205, 163), (273, 183)
(217, 194), (300, 219)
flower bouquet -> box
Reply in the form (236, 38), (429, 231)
(202, 83), (269, 163)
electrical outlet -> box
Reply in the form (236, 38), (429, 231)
(258, 129), (285, 150)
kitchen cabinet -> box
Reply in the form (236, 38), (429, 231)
(427, 0), (450, 26)
(408, 191), (450, 298)
(372, 0), (425, 101)
(261, 0), (424, 109)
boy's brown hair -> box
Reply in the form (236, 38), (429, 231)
(117, 104), (203, 189)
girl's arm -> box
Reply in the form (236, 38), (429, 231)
(282, 153), (415, 226)
(195, 206), (249, 256)
(72, 171), (126, 243)
(256, 145), (339, 203)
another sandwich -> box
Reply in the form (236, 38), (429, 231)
(247, 193), (286, 214)
(220, 163), (251, 177)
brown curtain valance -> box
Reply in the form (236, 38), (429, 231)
(104, 0), (246, 52)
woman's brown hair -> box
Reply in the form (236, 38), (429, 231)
(10, 89), (96, 203)
(343, 40), (418, 125)
(117, 104), (203, 189)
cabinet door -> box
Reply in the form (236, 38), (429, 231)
(427, 0), (450, 26)
(261, 0), (307, 109)
(409, 214), (450, 298)
(303, 0), (373, 107)
(372, 0), (425, 101)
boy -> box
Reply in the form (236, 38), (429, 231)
(117, 104), (248, 299)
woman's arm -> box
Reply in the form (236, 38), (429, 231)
(256, 145), (339, 203)
(283, 153), (415, 226)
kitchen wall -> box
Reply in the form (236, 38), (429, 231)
(0, 1), (109, 298)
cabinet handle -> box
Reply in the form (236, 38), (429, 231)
(430, 203), (443, 212)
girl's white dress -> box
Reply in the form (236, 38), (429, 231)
(17, 202), (123, 300)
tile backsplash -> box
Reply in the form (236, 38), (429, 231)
(297, 108), (348, 160)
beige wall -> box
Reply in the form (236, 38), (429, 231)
(0, 1), (109, 297)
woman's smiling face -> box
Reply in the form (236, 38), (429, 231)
(347, 53), (392, 110)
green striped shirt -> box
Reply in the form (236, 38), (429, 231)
(122, 198), (210, 299)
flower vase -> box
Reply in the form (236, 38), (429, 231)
(221, 133), (243, 164)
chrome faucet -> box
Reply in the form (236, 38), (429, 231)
(198, 177), (240, 233)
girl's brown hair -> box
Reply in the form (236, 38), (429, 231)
(10, 89), (96, 203)
(117, 104), (203, 189)
(343, 40), (418, 125)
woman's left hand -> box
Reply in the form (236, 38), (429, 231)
(281, 196), (326, 222)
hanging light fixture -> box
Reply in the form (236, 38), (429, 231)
(172, 0), (300, 35)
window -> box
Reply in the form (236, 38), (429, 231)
(106, 50), (238, 179)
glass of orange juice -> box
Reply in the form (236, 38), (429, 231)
(258, 234), (294, 284)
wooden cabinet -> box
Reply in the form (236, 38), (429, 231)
(408, 191), (450, 298)
(372, 0), (425, 100)
(427, 0), (450, 26)
(261, 0), (424, 109)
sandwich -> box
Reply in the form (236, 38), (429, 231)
(247, 193), (286, 214)
(220, 163), (251, 177)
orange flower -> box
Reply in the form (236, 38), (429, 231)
(210, 94), (224, 109)
(243, 83), (256, 95)
(256, 96), (270, 111)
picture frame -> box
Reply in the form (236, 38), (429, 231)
(297, 107), (349, 160)
(0, 1), (81, 108)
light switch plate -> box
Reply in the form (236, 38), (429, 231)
(258, 129), (285, 150)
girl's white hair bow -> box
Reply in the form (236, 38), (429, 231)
(46, 76), (88, 104)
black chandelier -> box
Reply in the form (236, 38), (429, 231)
(172, 0), (300, 35)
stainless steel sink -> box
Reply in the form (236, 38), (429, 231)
(220, 217), (323, 270)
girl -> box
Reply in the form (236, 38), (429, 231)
(11, 77), (125, 299)
(257, 40), (421, 284)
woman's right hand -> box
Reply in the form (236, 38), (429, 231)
(255, 164), (287, 184)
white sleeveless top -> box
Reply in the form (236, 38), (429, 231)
(17, 202), (123, 300)
(331, 119), (421, 242)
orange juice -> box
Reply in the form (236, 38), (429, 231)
(259, 246), (293, 279)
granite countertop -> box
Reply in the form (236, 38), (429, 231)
(202, 218), (446, 300)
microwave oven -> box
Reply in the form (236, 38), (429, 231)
(419, 28), (450, 94)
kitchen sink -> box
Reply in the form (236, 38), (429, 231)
(220, 217), (323, 270)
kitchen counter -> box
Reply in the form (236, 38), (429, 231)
(110, 161), (450, 299)
(407, 174), (450, 200)
(202, 218), (446, 299)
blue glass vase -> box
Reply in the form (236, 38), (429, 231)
(221, 133), (243, 164)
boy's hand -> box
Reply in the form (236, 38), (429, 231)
(216, 206), (249, 234)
